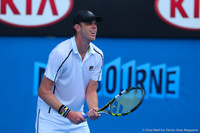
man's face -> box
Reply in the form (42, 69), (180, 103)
(79, 20), (97, 42)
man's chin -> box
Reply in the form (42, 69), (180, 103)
(90, 37), (96, 42)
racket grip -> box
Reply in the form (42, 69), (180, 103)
(82, 114), (88, 118)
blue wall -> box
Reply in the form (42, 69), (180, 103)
(0, 37), (199, 133)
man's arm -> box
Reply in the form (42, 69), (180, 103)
(38, 76), (86, 124)
(38, 76), (62, 111)
(85, 80), (101, 120)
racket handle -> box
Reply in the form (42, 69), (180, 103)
(82, 114), (88, 118)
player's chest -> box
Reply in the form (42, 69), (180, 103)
(63, 54), (96, 75)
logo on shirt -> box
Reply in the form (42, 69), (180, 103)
(89, 66), (94, 71)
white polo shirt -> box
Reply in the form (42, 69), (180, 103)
(37, 36), (103, 114)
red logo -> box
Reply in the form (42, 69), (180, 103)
(0, 0), (74, 28)
(155, 0), (200, 30)
(89, 66), (94, 71)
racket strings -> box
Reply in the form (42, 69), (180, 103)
(110, 89), (143, 114)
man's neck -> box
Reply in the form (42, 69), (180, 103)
(75, 36), (90, 60)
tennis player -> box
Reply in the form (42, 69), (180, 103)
(35, 10), (103, 133)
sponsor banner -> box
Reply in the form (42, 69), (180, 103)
(0, 0), (73, 27)
(33, 59), (180, 100)
(0, 0), (200, 37)
(155, 0), (200, 30)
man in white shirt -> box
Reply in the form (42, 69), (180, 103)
(35, 10), (103, 133)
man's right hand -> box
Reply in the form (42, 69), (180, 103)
(66, 111), (86, 125)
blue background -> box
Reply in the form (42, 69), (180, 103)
(0, 37), (199, 133)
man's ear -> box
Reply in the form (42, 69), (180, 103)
(74, 24), (81, 32)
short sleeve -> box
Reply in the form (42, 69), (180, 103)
(44, 50), (64, 82)
(91, 53), (103, 81)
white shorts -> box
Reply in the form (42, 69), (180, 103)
(35, 108), (90, 133)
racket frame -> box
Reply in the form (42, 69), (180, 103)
(97, 87), (145, 116)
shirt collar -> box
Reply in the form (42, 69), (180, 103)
(71, 36), (95, 54)
(88, 42), (96, 54)
(71, 36), (78, 54)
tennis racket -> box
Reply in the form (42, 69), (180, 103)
(83, 87), (145, 118)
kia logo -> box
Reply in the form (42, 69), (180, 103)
(0, 0), (74, 28)
(155, 0), (200, 31)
